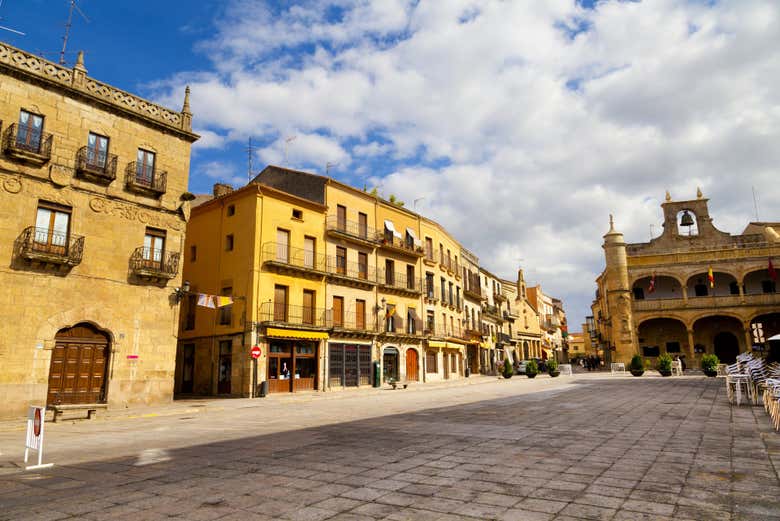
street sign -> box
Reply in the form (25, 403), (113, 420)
(24, 406), (53, 470)
(251, 345), (262, 359)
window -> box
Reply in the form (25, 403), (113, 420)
(426, 351), (437, 373)
(448, 282), (454, 306)
(337, 205), (347, 231)
(456, 287), (460, 308)
(190, 245), (197, 262)
(276, 229), (290, 262)
(451, 354), (456, 372)
(666, 342), (681, 353)
(219, 287), (232, 325)
(407, 309), (416, 334)
(406, 265), (415, 290)
(86, 132), (109, 168)
(355, 299), (366, 330)
(17, 110), (44, 152)
(439, 243), (444, 263)
(694, 282), (708, 297)
(302, 290), (316, 325)
(642, 346), (660, 357)
(336, 246), (347, 275)
(633, 287), (645, 300)
(449, 316), (454, 335)
(386, 304), (396, 332)
(426, 310), (435, 333)
(385, 259), (395, 285)
(34, 201), (71, 255)
(136, 149), (156, 184)
(143, 227), (166, 266)
(425, 237), (433, 260)
(358, 252), (368, 279)
(729, 281), (740, 295)
(384, 223), (394, 243)
(184, 294), (196, 330)
(332, 296), (344, 327)
(304, 236), (315, 268)
(762, 280), (776, 294)
(292, 209), (303, 220)
(441, 277), (446, 302)
(405, 231), (414, 250)
(358, 212), (368, 238)
(225, 234), (234, 251)
(274, 285), (288, 321)
(426, 272), (435, 298)
(447, 249), (451, 269)
(227, 204), (235, 216)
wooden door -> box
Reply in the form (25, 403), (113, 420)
(337, 205), (347, 231)
(406, 349), (419, 382)
(218, 341), (231, 394)
(332, 296), (343, 327)
(181, 344), (195, 393)
(444, 353), (451, 379)
(274, 285), (287, 321)
(268, 343), (293, 393)
(276, 229), (289, 262)
(302, 290), (315, 325)
(48, 323), (109, 405)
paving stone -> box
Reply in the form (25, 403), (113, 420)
(516, 498), (568, 514)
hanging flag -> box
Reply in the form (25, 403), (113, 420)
(707, 267), (714, 288)
(385, 306), (395, 318)
(197, 293), (216, 308)
(216, 296), (234, 308)
(648, 274), (656, 294)
(770, 258), (777, 282)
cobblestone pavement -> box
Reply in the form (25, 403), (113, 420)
(1, 375), (779, 521)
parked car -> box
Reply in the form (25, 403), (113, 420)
(517, 358), (546, 374)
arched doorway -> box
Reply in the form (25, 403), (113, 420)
(48, 323), (110, 406)
(523, 341), (530, 359)
(383, 347), (399, 382)
(406, 348), (419, 381)
(714, 332), (739, 364)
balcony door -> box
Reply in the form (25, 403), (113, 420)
(34, 202), (71, 255)
(136, 149), (156, 185)
(142, 228), (165, 268)
(332, 296), (344, 328)
(276, 229), (290, 263)
(302, 290), (315, 325)
(304, 236), (315, 269)
(87, 132), (109, 169)
(337, 205), (347, 231)
(274, 285), (288, 321)
(17, 110), (43, 152)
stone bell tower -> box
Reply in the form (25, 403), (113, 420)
(602, 215), (636, 363)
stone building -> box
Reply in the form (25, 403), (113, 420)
(592, 190), (780, 367)
(0, 42), (197, 418)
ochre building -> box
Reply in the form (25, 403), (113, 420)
(591, 190), (780, 367)
(0, 42), (198, 418)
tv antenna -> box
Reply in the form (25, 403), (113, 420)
(60, 0), (89, 66)
(325, 161), (338, 175)
(0, 0), (26, 35)
(283, 135), (296, 165)
(752, 186), (760, 222)
(245, 137), (256, 182)
(413, 197), (425, 210)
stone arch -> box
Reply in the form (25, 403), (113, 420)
(676, 208), (699, 236)
(36, 306), (118, 350)
(631, 274), (683, 300)
(743, 268), (777, 295)
(629, 272), (685, 288)
(692, 314), (745, 361)
(636, 313), (690, 329)
(688, 310), (748, 327)
(637, 317), (688, 358)
(685, 270), (740, 297)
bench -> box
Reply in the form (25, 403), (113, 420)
(388, 380), (408, 390)
(51, 403), (108, 422)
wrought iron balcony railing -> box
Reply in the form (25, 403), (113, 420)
(325, 215), (378, 244)
(262, 242), (327, 273)
(76, 146), (118, 183)
(129, 246), (179, 280)
(3, 123), (53, 162)
(482, 304), (503, 321)
(376, 232), (425, 257)
(424, 323), (466, 339)
(424, 283), (440, 301)
(258, 302), (328, 328)
(16, 226), (84, 267)
(125, 162), (167, 195)
(328, 310), (377, 331)
(377, 268), (421, 293)
(325, 256), (376, 283)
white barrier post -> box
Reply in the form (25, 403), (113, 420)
(24, 405), (53, 470)
(610, 363), (626, 375)
(559, 364), (573, 376)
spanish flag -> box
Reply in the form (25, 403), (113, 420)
(385, 306), (395, 318)
(707, 267), (714, 288)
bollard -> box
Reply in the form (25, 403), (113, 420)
(259, 380), (268, 397)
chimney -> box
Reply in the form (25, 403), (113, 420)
(213, 183), (233, 198)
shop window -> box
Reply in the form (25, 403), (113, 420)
(426, 351), (437, 373)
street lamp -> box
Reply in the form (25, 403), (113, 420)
(173, 280), (191, 304)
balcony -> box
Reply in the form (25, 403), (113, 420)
(632, 293), (780, 313)
(3, 124), (53, 165)
(425, 323), (466, 340)
(494, 292), (507, 303)
(262, 242), (327, 279)
(328, 310), (377, 333)
(129, 247), (179, 282)
(424, 284), (440, 303)
(423, 250), (437, 266)
(125, 162), (167, 197)
(376, 233), (425, 258)
(15, 226), (84, 269)
(377, 269), (422, 296)
(437, 252), (457, 274)
(325, 257), (377, 289)
(464, 285), (483, 301)
(325, 216), (378, 247)
(258, 302), (328, 329)
(75, 146), (117, 185)
(482, 304), (504, 322)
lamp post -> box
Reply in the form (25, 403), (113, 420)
(173, 280), (191, 304)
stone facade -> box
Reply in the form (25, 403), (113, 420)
(0, 43), (197, 418)
(592, 191), (780, 367)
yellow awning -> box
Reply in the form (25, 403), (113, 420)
(427, 340), (447, 348)
(266, 328), (328, 340)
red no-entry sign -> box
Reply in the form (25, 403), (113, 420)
(251, 346), (262, 359)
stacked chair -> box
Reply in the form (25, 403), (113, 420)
(726, 352), (780, 430)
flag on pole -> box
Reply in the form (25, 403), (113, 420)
(648, 274), (656, 294)
(770, 258), (777, 282)
(707, 267), (714, 288)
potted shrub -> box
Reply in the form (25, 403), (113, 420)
(629, 355), (645, 377)
(547, 358), (560, 377)
(526, 359), (539, 379)
(657, 353), (673, 376)
(502, 359), (514, 379)
(701, 354), (719, 377)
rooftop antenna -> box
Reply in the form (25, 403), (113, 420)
(325, 161), (338, 175)
(0, 0), (26, 35)
(59, 0), (89, 66)
(413, 197), (425, 210)
(752, 186), (760, 222)
(283, 135), (296, 165)
(245, 137), (256, 182)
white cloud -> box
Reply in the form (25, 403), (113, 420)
(155, 0), (780, 323)
(194, 160), (247, 189)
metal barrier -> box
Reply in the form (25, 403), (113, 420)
(610, 363), (626, 375)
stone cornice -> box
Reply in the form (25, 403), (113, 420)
(0, 42), (198, 142)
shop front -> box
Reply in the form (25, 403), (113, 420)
(328, 342), (372, 388)
(265, 328), (327, 393)
(383, 346), (399, 382)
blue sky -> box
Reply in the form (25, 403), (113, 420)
(2, 0), (778, 325)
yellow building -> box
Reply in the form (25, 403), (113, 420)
(503, 270), (543, 362)
(0, 42), (197, 418)
(567, 332), (585, 360)
(592, 190), (780, 367)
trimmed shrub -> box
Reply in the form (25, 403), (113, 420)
(657, 353), (673, 372)
(701, 354), (720, 372)
(502, 359), (514, 379)
(629, 355), (644, 371)
(526, 359), (539, 376)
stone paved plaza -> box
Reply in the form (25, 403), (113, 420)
(1, 375), (779, 521)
